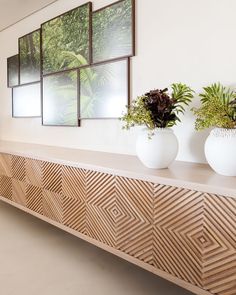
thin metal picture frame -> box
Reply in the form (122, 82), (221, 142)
(7, 0), (135, 125)
(79, 57), (130, 120)
(7, 54), (20, 88)
(12, 81), (41, 118)
(41, 69), (80, 127)
(92, 0), (135, 64)
(40, 2), (92, 76)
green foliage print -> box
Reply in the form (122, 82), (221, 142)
(43, 71), (78, 126)
(93, 0), (133, 63)
(42, 3), (90, 74)
(80, 60), (128, 118)
(19, 30), (41, 84)
(8, 55), (19, 87)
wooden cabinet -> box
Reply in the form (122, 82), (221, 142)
(0, 152), (235, 295)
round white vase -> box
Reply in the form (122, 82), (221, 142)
(136, 128), (179, 169)
(205, 128), (236, 176)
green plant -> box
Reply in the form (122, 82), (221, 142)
(192, 83), (236, 130)
(121, 83), (194, 132)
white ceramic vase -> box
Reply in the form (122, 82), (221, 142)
(136, 128), (178, 169)
(205, 128), (236, 176)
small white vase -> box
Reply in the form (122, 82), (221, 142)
(136, 128), (179, 169)
(205, 128), (236, 176)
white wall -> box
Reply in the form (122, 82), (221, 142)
(1, 0), (236, 163)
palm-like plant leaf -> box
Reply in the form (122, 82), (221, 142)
(192, 83), (236, 130)
(171, 83), (195, 114)
(200, 83), (236, 105)
(122, 83), (194, 131)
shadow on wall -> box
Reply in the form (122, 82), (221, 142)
(188, 90), (209, 163)
(189, 129), (209, 162)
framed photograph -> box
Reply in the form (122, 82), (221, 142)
(19, 29), (41, 84)
(42, 70), (79, 126)
(7, 55), (19, 88)
(92, 0), (135, 64)
(12, 82), (41, 117)
(41, 2), (92, 75)
(80, 58), (129, 119)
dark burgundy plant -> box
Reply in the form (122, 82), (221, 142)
(121, 83), (194, 131)
(143, 88), (178, 128)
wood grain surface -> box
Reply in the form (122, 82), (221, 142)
(0, 152), (235, 295)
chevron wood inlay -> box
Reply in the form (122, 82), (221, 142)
(12, 179), (26, 206)
(0, 151), (235, 295)
(116, 177), (154, 264)
(153, 184), (204, 287)
(26, 185), (43, 215)
(0, 175), (12, 200)
(0, 153), (12, 177)
(26, 159), (42, 187)
(202, 194), (236, 295)
(11, 155), (26, 181)
(62, 166), (86, 200)
(63, 195), (86, 232)
(43, 189), (63, 223)
(42, 162), (62, 193)
(85, 170), (116, 247)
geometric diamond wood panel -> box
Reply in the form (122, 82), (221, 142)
(12, 155), (26, 181)
(202, 194), (236, 295)
(0, 153), (12, 177)
(26, 185), (43, 215)
(85, 170), (116, 247)
(42, 189), (63, 223)
(12, 179), (26, 206)
(26, 158), (42, 187)
(42, 162), (62, 193)
(63, 194), (86, 232)
(62, 165), (86, 201)
(153, 184), (204, 287)
(0, 175), (12, 200)
(116, 177), (154, 264)
(0, 152), (235, 295)
(62, 166), (86, 232)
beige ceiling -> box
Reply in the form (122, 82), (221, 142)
(0, 0), (58, 32)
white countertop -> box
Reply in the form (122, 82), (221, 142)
(0, 140), (235, 198)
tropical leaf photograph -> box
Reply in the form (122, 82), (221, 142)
(80, 59), (129, 119)
(7, 55), (19, 87)
(92, 0), (134, 63)
(42, 71), (78, 126)
(19, 29), (41, 84)
(41, 3), (91, 74)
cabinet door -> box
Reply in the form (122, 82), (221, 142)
(62, 166), (86, 232)
(85, 170), (116, 247)
(202, 193), (236, 295)
(153, 184), (204, 288)
(116, 176), (154, 264)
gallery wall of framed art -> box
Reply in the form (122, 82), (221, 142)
(7, 0), (135, 126)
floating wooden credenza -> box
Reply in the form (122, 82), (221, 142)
(0, 141), (235, 295)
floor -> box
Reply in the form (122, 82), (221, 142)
(0, 201), (193, 295)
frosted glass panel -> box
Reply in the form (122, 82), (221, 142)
(12, 83), (41, 117)
(43, 71), (78, 126)
(80, 59), (129, 119)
